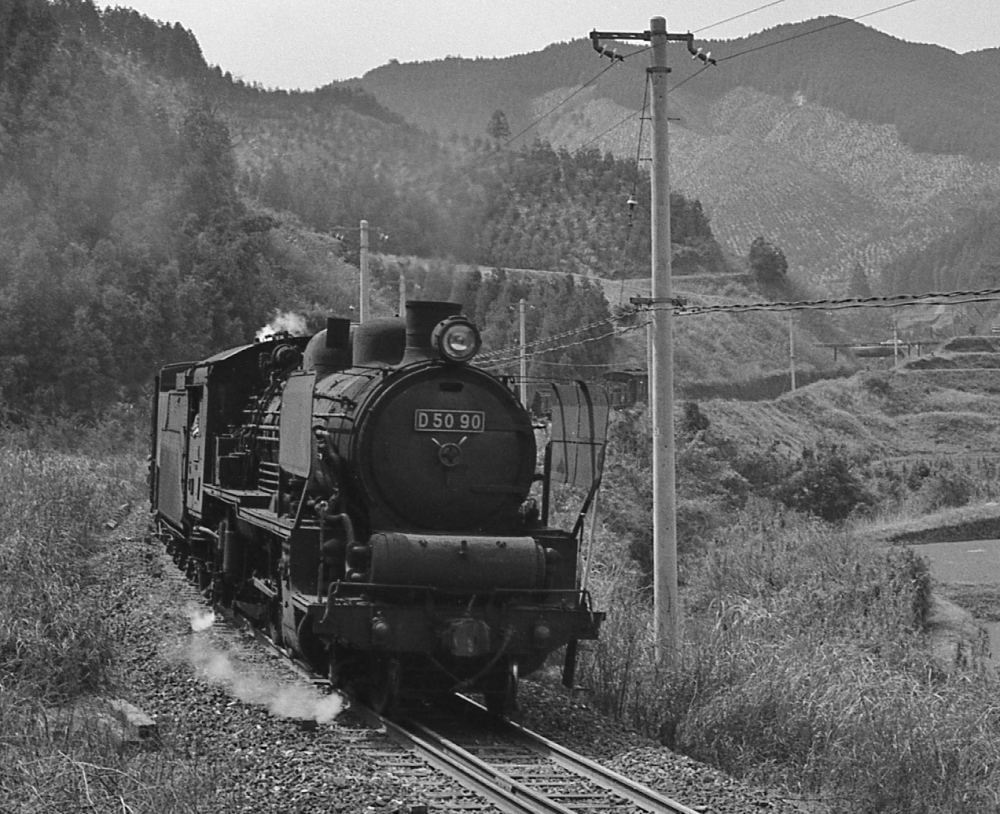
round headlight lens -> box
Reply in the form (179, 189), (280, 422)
(433, 318), (481, 363)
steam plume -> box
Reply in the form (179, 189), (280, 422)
(176, 605), (343, 724)
(256, 311), (308, 342)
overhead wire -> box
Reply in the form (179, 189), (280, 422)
(495, 31), (658, 152)
(482, 0), (938, 374)
(499, 58), (622, 150)
(479, 0), (926, 179)
(611, 75), (653, 308)
(668, 286), (1000, 315)
(478, 308), (640, 363)
(481, 286), (1000, 372)
(716, 0), (924, 62)
(693, 0), (793, 34)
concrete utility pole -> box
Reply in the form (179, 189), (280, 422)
(789, 313), (797, 390)
(359, 219), (370, 323)
(590, 20), (713, 665)
(647, 17), (680, 665)
(893, 318), (900, 368)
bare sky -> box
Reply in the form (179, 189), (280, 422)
(108, 1), (999, 90)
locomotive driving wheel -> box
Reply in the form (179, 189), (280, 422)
(483, 658), (519, 717)
(266, 601), (283, 648)
(328, 645), (343, 689)
(367, 656), (401, 714)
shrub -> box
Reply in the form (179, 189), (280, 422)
(907, 466), (977, 512)
(600, 409), (750, 582)
(861, 372), (891, 397)
(680, 400), (710, 436)
(773, 443), (873, 522)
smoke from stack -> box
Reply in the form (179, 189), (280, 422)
(255, 311), (309, 342)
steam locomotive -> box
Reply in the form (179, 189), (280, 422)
(150, 300), (604, 713)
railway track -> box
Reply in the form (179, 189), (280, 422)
(241, 609), (698, 812)
(370, 695), (700, 814)
(168, 540), (699, 814)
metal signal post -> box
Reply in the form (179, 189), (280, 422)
(591, 19), (713, 665)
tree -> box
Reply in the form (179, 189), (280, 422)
(0, 0), (59, 151)
(486, 109), (510, 142)
(748, 236), (788, 286)
(177, 103), (240, 233)
(848, 261), (874, 298)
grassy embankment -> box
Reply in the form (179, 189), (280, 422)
(0, 416), (219, 813)
(571, 358), (1000, 814)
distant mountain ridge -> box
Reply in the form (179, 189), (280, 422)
(356, 19), (1000, 296)
(358, 18), (1000, 160)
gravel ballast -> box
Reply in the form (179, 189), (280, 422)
(100, 517), (828, 814)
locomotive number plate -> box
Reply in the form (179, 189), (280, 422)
(414, 409), (485, 432)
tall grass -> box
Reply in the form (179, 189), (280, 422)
(0, 447), (141, 699)
(0, 417), (222, 812)
(582, 502), (1000, 814)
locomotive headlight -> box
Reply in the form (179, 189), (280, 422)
(432, 317), (481, 363)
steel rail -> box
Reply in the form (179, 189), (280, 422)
(212, 578), (698, 814)
(351, 702), (574, 814)
(456, 695), (700, 814)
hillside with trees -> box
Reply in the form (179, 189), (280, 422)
(0, 0), (359, 416)
(359, 19), (1000, 160)
(356, 20), (1000, 303)
(882, 202), (1000, 299)
(3, 0), (740, 418)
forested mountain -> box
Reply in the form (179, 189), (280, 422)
(6, 1), (733, 416)
(883, 205), (1000, 297)
(355, 19), (1000, 300)
(359, 19), (1000, 160)
(0, 0), (361, 414)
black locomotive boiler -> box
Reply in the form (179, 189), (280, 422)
(150, 300), (604, 713)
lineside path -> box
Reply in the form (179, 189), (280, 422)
(909, 538), (1000, 664)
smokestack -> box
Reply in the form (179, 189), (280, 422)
(352, 317), (405, 367)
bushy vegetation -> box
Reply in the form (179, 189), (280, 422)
(599, 395), (1000, 584)
(548, 380), (1000, 813)
(579, 500), (1000, 813)
(771, 442), (874, 522)
(0, 419), (223, 811)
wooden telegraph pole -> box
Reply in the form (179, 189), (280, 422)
(334, 220), (374, 322)
(590, 19), (714, 665)
(519, 298), (528, 405)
